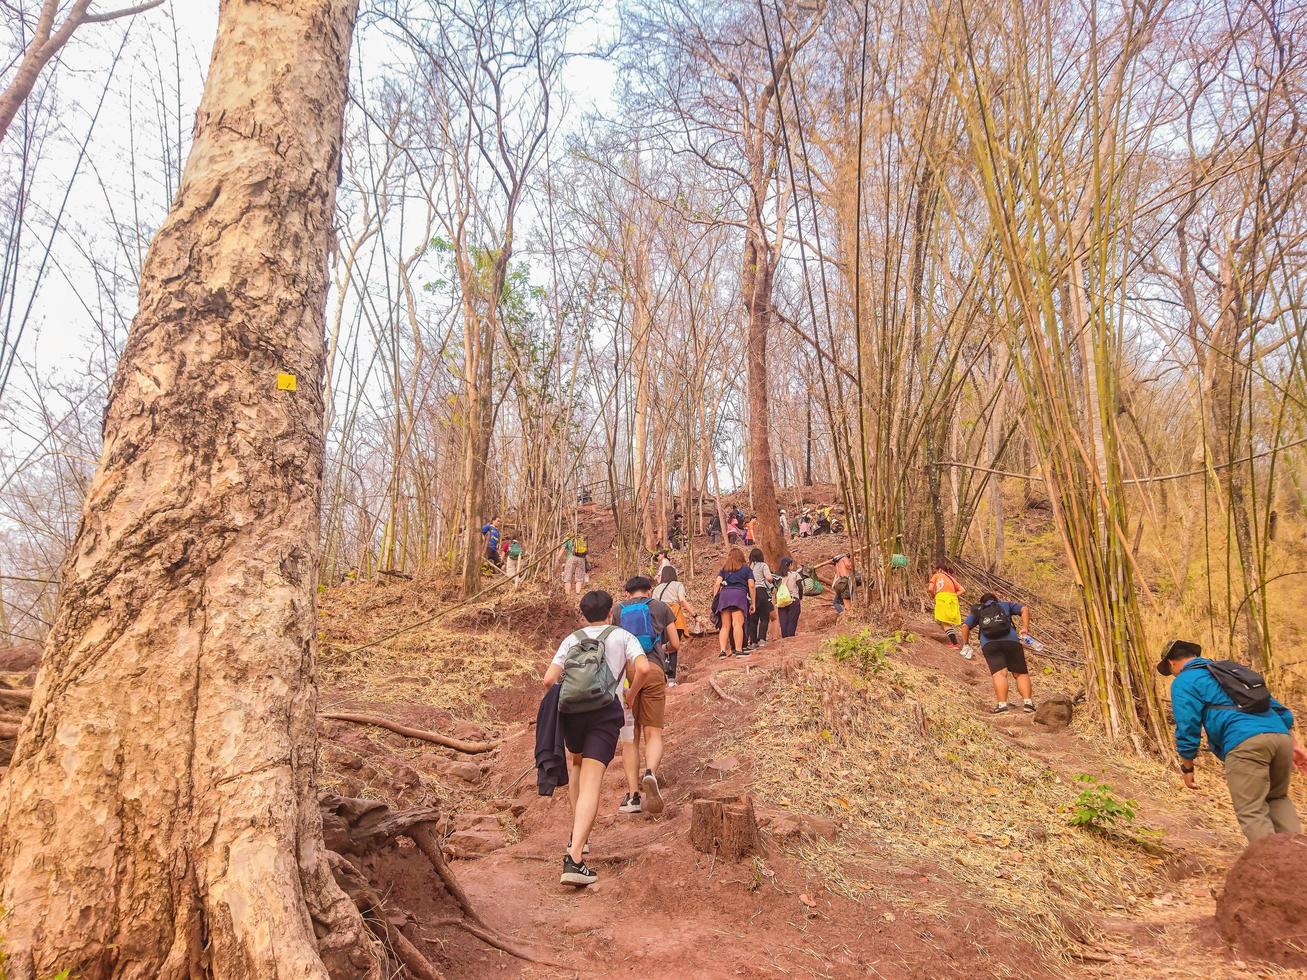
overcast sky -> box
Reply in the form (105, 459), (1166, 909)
(13, 1), (618, 383)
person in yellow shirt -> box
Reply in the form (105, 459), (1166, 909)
(927, 562), (966, 654)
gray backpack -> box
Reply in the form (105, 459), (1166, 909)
(559, 627), (618, 714)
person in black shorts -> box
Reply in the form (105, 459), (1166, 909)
(543, 590), (649, 887)
(960, 592), (1035, 714)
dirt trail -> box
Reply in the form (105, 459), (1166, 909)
(444, 627), (1050, 979)
(314, 519), (1294, 978)
(398, 602), (1273, 979)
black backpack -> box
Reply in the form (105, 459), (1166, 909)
(1202, 660), (1272, 715)
(973, 599), (1013, 640)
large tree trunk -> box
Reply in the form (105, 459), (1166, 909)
(742, 232), (790, 567)
(0, 3), (375, 978)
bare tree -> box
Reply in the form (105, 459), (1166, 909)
(0, 0), (165, 143)
(0, 2), (378, 977)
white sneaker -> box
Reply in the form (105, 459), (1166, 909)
(618, 792), (642, 814)
(960, 645), (975, 660)
(641, 770), (664, 814)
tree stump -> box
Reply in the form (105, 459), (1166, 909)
(690, 794), (760, 861)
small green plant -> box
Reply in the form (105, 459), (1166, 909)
(825, 629), (913, 678)
(1068, 775), (1137, 832)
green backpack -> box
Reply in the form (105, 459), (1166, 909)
(804, 575), (825, 595)
(508, 540), (523, 559)
(559, 627), (618, 714)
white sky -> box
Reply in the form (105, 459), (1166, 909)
(16, 0), (620, 379)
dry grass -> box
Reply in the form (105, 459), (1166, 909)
(725, 646), (1233, 958)
(316, 577), (559, 723)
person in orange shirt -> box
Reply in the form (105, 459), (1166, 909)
(927, 562), (966, 653)
(745, 516), (758, 546)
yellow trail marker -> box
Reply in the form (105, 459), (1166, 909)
(276, 372), (298, 391)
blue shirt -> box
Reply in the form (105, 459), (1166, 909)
(481, 524), (500, 550)
(719, 566), (755, 590)
(1170, 657), (1294, 760)
(963, 601), (1025, 647)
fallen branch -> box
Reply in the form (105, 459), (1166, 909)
(425, 917), (568, 969)
(321, 712), (499, 753)
(405, 824), (486, 927)
(708, 675), (743, 706)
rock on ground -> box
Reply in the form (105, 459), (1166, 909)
(1216, 832), (1307, 968)
(1033, 694), (1073, 731)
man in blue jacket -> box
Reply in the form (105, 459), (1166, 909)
(1159, 639), (1306, 841)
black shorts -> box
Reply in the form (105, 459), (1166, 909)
(560, 698), (624, 765)
(982, 640), (1028, 675)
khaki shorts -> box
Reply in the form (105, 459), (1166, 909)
(634, 666), (667, 729)
(561, 554), (588, 584)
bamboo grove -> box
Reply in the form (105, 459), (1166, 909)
(1, 0), (1305, 752)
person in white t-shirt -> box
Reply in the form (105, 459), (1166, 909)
(543, 590), (648, 887)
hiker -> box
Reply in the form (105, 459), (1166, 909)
(612, 576), (678, 815)
(481, 517), (503, 567)
(798, 512), (813, 537)
(652, 549), (674, 578)
(712, 546), (755, 658)
(707, 514), (722, 544)
(927, 562), (965, 650)
(1158, 640), (1307, 842)
(726, 513), (741, 544)
(745, 547), (774, 650)
(775, 556), (804, 638)
(960, 592), (1034, 713)
(504, 534), (525, 583)
(543, 590), (649, 886)
(653, 566), (699, 686)
(779, 509), (789, 537)
(744, 516), (758, 546)
(669, 514), (685, 550)
(831, 553), (855, 614)
(558, 532), (590, 596)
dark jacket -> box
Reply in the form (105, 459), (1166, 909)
(1171, 657), (1294, 760)
(535, 683), (568, 796)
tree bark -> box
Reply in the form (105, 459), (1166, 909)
(0, 3), (375, 978)
(742, 232), (790, 568)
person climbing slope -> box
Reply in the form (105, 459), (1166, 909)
(775, 556), (804, 638)
(653, 566), (699, 686)
(960, 592), (1034, 713)
(707, 513), (722, 544)
(557, 532), (590, 596)
(831, 552), (855, 615)
(746, 547), (774, 650)
(927, 562), (965, 651)
(543, 590), (649, 887)
(504, 534), (525, 584)
(612, 576), (678, 814)
(481, 516), (503, 567)
(712, 546), (755, 658)
(1158, 639), (1306, 842)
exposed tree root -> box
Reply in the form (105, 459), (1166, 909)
(708, 675), (743, 706)
(329, 852), (444, 980)
(0, 721), (21, 739)
(320, 711), (499, 753)
(424, 917), (568, 969)
(405, 824), (486, 927)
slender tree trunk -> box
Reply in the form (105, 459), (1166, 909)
(0, 3), (375, 978)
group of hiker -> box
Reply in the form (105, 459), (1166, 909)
(523, 502), (1305, 880)
(536, 578), (681, 886)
